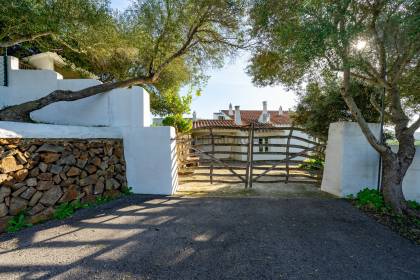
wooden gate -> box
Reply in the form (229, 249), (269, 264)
(176, 125), (325, 188)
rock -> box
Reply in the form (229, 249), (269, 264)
(83, 185), (93, 195)
(85, 164), (97, 174)
(11, 182), (25, 191)
(29, 191), (43, 206)
(27, 203), (45, 216)
(80, 175), (97, 187)
(50, 164), (63, 175)
(38, 173), (53, 181)
(104, 189), (121, 199)
(66, 167), (81, 177)
(105, 178), (120, 190)
(13, 169), (29, 182)
(81, 194), (96, 204)
(20, 187), (36, 200)
(58, 155), (76, 165)
(29, 167), (40, 177)
(62, 178), (76, 187)
(39, 162), (48, 173)
(53, 175), (62, 184)
(94, 181), (105, 195)
(76, 158), (88, 169)
(99, 162), (108, 171)
(0, 203), (8, 217)
(59, 172), (68, 181)
(80, 171), (88, 179)
(0, 187), (11, 202)
(26, 178), (38, 187)
(28, 207), (54, 224)
(0, 216), (11, 233)
(14, 151), (27, 164)
(39, 186), (63, 206)
(60, 185), (80, 202)
(0, 174), (11, 184)
(36, 144), (65, 153)
(28, 145), (38, 153)
(40, 153), (60, 164)
(9, 197), (28, 215)
(91, 157), (101, 167)
(37, 180), (54, 191)
(0, 156), (24, 173)
(12, 186), (28, 197)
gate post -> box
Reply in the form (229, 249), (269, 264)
(248, 123), (255, 188)
(285, 127), (294, 183)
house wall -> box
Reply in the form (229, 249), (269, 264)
(321, 122), (420, 202)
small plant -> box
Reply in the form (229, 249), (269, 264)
(95, 195), (113, 205)
(53, 202), (75, 220)
(6, 212), (32, 233)
(121, 186), (134, 196)
(299, 158), (324, 171)
(72, 199), (90, 210)
(355, 188), (385, 210)
(407, 200), (420, 210)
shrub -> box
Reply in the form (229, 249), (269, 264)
(6, 212), (32, 233)
(95, 196), (113, 205)
(355, 188), (385, 210)
(299, 158), (324, 171)
(407, 200), (420, 210)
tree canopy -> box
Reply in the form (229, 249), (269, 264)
(1, 0), (246, 117)
(248, 0), (420, 214)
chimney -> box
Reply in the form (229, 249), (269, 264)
(263, 101), (268, 115)
(228, 103), (233, 115)
(234, 106), (241, 125)
(279, 106), (283, 115)
(192, 111), (197, 121)
(262, 101), (269, 123)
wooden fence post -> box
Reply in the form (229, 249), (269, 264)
(249, 123), (255, 188)
(285, 127), (294, 184)
(210, 128), (214, 184)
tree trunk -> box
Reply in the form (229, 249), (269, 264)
(0, 76), (154, 122)
(381, 130), (417, 214)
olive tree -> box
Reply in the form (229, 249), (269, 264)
(0, 0), (245, 121)
(248, 0), (420, 214)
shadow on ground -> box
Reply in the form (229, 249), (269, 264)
(0, 195), (419, 280)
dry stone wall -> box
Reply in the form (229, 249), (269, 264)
(0, 139), (127, 232)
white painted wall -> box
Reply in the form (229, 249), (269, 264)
(0, 56), (151, 128)
(322, 122), (420, 202)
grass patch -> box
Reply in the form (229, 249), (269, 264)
(349, 188), (420, 244)
(6, 212), (32, 233)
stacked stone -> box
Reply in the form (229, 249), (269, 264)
(0, 139), (127, 232)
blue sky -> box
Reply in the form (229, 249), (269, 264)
(110, 0), (297, 118)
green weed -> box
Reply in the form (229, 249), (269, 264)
(6, 212), (32, 233)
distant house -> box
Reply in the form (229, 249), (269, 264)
(192, 102), (314, 161)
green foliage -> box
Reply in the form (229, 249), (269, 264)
(407, 200), (420, 210)
(6, 212), (32, 233)
(299, 158), (324, 171)
(248, 0), (420, 117)
(162, 114), (192, 133)
(354, 188), (385, 210)
(292, 74), (380, 139)
(95, 196), (113, 205)
(53, 202), (75, 220)
(121, 186), (134, 196)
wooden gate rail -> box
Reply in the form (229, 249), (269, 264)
(176, 125), (325, 188)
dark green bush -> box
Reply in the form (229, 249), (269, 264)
(355, 188), (385, 210)
(407, 200), (420, 210)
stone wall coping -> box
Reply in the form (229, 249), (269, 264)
(0, 122), (122, 139)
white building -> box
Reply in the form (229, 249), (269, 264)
(192, 102), (315, 161)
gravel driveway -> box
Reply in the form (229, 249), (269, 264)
(0, 195), (419, 280)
